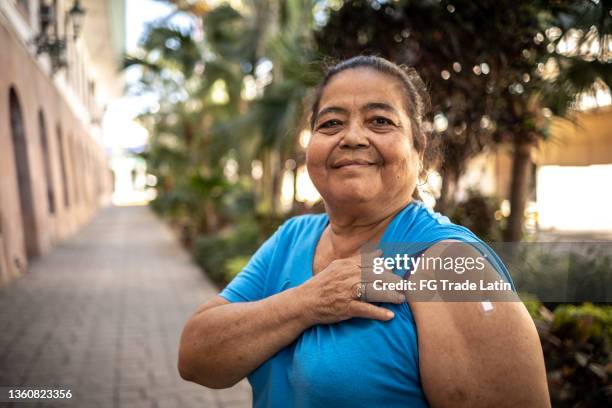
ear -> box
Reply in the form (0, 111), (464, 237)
(416, 134), (427, 177)
(418, 135), (427, 162)
(415, 149), (425, 180)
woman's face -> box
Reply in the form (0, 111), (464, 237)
(306, 68), (420, 210)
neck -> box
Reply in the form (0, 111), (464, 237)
(324, 198), (412, 258)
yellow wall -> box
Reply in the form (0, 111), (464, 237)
(539, 106), (612, 166)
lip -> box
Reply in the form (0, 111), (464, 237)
(331, 159), (377, 169)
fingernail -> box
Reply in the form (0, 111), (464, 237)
(386, 311), (394, 319)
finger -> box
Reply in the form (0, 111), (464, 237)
(362, 265), (403, 281)
(349, 301), (395, 321)
(362, 270), (408, 303)
(363, 283), (406, 304)
(378, 270), (404, 283)
(361, 252), (396, 275)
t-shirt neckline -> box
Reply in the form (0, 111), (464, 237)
(305, 200), (419, 280)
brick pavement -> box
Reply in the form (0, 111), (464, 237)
(0, 206), (252, 408)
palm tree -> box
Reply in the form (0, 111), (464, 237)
(201, 0), (321, 214)
(126, 0), (322, 234)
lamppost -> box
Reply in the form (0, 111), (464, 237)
(34, 1), (86, 74)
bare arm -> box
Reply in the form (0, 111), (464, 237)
(414, 300), (549, 407)
(411, 242), (550, 407)
(178, 287), (312, 388)
(178, 253), (403, 388)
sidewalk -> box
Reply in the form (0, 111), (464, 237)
(0, 205), (252, 408)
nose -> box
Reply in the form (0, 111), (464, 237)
(340, 122), (370, 149)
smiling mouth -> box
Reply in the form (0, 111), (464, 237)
(331, 159), (378, 169)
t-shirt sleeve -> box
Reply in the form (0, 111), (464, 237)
(443, 230), (516, 291)
(218, 226), (283, 303)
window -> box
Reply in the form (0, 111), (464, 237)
(56, 125), (70, 208)
(39, 110), (56, 214)
(16, 0), (29, 13)
(67, 134), (79, 204)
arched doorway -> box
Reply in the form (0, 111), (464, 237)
(9, 87), (39, 259)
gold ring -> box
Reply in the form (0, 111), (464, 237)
(355, 282), (367, 301)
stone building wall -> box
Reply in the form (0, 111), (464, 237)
(0, 2), (115, 285)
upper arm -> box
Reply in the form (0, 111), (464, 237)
(410, 241), (550, 407)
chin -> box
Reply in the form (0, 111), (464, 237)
(325, 177), (379, 199)
(330, 189), (379, 205)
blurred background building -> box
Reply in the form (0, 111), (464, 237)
(0, 0), (125, 284)
(454, 105), (612, 233)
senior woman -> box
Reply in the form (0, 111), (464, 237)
(178, 56), (549, 407)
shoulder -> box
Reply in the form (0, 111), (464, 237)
(388, 202), (515, 287)
(251, 213), (327, 261)
(389, 201), (478, 243)
(275, 212), (328, 240)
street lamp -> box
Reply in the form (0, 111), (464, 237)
(68, 0), (85, 40)
(34, 0), (87, 74)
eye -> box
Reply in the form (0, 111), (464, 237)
(318, 119), (342, 129)
(371, 116), (394, 126)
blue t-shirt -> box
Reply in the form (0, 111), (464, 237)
(219, 201), (513, 408)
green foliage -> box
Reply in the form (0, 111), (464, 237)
(520, 292), (545, 321)
(317, 0), (612, 226)
(203, 4), (259, 63)
(193, 234), (230, 284)
(553, 303), (612, 346)
(126, 0), (321, 235)
(317, 0), (612, 147)
(193, 221), (258, 284)
(528, 301), (612, 407)
(448, 190), (503, 242)
(193, 215), (282, 285)
(225, 256), (252, 279)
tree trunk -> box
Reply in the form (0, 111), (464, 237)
(260, 151), (273, 214)
(504, 139), (534, 242)
(435, 166), (457, 214)
(203, 201), (219, 234)
(270, 151), (282, 215)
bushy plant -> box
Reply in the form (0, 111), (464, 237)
(526, 299), (611, 407)
(193, 215), (283, 285)
(194, 220), (259, 285)
(225, 256), (251, 280)
(448, 190), (503, 242)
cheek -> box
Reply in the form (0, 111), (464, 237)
(376, 140), (420, 192)
(378, 137), (417, 174)
(305, 140), (330, 184)
(306, 136), (335, 168)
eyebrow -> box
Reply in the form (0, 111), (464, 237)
(316, 102), (400, 120)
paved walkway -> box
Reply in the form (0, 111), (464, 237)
(0, 206), (252, 408)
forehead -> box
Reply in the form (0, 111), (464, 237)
(318, 68), (406, 113)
